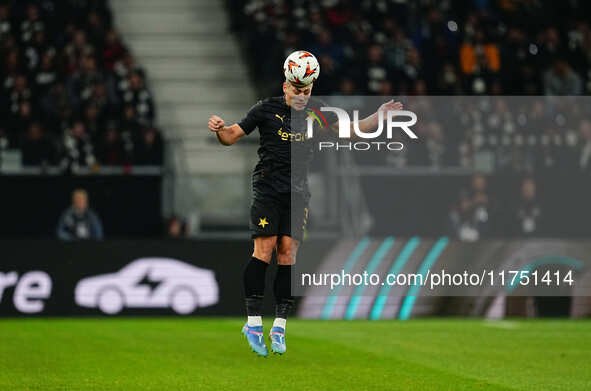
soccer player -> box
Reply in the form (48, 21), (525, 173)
(208, 51), (402, 357)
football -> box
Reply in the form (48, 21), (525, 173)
(283, 50), (320, 87)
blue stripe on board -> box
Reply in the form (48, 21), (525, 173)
(345, 237), (395, 320)
(321, 237), (370, 319)
(369, 237), (420, 320)
(398, 237), (449, 321)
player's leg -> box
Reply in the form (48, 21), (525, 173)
(245, 194), (281, 322)
(245, 235), (276, 324)
(268, 192), (308, 354)
(242, 193), (281, 356)
(269, 235), (299, 354)
(242, 235), (276, 357)
(275, 234), (299, 323)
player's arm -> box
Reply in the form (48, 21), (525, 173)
(208, 115), (246, 146)
(328, 100), (403, 139)
(209, 101), (262, 145)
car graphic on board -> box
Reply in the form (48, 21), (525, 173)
(75, 258), (219, 315)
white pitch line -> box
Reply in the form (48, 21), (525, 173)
(483, 320), (521, 329)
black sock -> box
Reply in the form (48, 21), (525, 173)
(243, 257), (268, 316)
(274, 264), (294, 319)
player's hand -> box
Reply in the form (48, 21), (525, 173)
(208, 115), (225, 132)
(378, 99), (403, 113)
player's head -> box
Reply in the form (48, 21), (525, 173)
(282, 50), (319, 111)
(283, 81), (312, 111)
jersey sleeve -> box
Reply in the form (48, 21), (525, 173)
(322, 108), (339, 129)
(238, 101), (264, 135)
(310, 98), (338, 128)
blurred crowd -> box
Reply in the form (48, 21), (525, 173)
(227, 0), (591, 238)
(390, 96), (591, 174)
(231, 0), (591, 96)
(230, 0), (591, 173)
(0, 0), (163, 171)
(448, 173), (541, 241)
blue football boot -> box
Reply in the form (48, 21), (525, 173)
(242, 323), (268, 357)
(269, 326), (286, 355)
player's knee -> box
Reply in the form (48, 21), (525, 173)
(276, 247), (295, 265)
(253, 236), (277, 263)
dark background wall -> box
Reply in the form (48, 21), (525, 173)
(1, 172), (590, 238)
(361, 172), (591, 237)
(0, 175), (162, 237)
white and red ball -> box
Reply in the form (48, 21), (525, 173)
(283, 50), (320, 87)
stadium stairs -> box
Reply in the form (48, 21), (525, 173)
(112, 0), (258, 232)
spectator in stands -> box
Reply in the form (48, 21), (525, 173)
(2, 49), (22, 91)
(113, 51), (141, 81)
(85, 11), (107, 50)
(119, 104), (141, 138)
(97, 122), (128, 166)
(68, 54), (102, 112)
(8, 75), (32, 117)
(33, 50), (58, 95)
(544, 59), (582, 95)
(121, 71), (154, 125)
(311, 29), (344, 67)
(577, 120), (591, 173)
(60, 120), (96, 171)
(166, 216), (187, 238)
(365, 44), (389, 94)
(516, 177), (542, 236)
(401, 47), (425, 90)
(409, 121), (447, 167)
(0, 127), (8, 152)
(8, 101), (34, 147)
(102, 29), (126, 72)
(20, 3), (44, 44)
(337, 77), (356, 95)
(56, 188), (104, 241)
(64, 29), (94, 72)
(436, 63), (462, 94)
(135, 126), (164, 166)
(21, 121), (54, 166)
(448, 174), (491, 241)
(448, 192), (480, 242)
(470, 173), (491, 227)
(39, 82), (69, 130)
(460, 30), (500, 74)
(0, 4), (12, 42)
(537, 28), (562, 70)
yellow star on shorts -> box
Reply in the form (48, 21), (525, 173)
(258, 217), (269, 228)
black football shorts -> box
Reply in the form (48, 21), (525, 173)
(250, 185), (309, 241)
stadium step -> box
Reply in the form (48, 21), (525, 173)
(112, 0), (257, 225)
(152, 81), (254, 105)
(141, 59), (249, 82)
(114, 11), (227, 35)
(128, 37), (239, 58)
(174, 144), (257, 174)
(112, 0), (221, 12)
(159, 103), (250, 130)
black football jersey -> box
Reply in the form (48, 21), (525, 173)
(238, 96), (336, 196)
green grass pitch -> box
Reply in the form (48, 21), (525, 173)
(0, 318), (590, 390)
